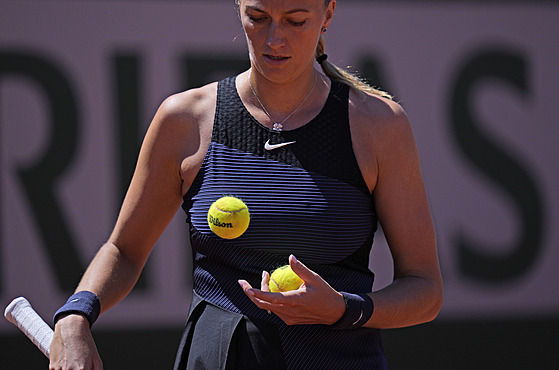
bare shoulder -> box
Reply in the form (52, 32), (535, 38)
(139, 82), (218, 192)
(155, 82), (218, 132)
(350, 89), (418, 157)
(349, 89), (411, 140)
(144, 82), (218, 162)
(349, 89), (417, 191)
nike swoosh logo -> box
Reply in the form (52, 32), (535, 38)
(264, 139), (297, 151)
(352, 310), (364, 325)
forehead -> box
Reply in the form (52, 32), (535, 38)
(240, 0), (326, 12)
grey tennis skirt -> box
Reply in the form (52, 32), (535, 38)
(173, 293), (286, 370)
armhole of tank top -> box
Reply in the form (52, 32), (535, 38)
(210, 78), (226, 142)
(334, 82), (372, 197)
(182, 78), (228, 204)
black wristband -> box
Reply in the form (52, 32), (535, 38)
(329, 292), (374, 330)
(53, 291), (101, 328)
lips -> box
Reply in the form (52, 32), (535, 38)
(264, 54), (289, 62)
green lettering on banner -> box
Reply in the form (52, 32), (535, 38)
(0, 51), (85, 292)
(449, 48), (545, 283)
(360, 56), (394, 98)
(111, 52), (150, 291)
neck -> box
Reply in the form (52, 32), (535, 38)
(248, 68), (318, 131)
(247, 67), (319, 119)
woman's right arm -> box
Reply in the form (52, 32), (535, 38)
(48, 85), (216, 369)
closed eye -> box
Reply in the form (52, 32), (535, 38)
(288, 20), (306, 27)
(248, 15), (266, 23)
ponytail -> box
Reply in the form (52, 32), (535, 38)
(315, 36), (393, 100)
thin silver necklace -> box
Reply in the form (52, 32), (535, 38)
(248, 69), (317, 131)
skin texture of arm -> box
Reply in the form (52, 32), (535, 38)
(49, 84), (217, 370)
(350, 90), (443, 329)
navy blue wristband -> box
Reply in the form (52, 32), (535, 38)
(329, 292), (374, 330)
(53, 291), (101, 328)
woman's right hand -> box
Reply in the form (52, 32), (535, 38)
(49, 314), (103, 370)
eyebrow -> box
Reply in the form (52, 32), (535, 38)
(284, 8), (310, 15)
(245, 6), (310, 15)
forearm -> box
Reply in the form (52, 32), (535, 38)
(364, 275), (443, 329)
(74, 242), (145, 314)
(50, 242), (137, 368)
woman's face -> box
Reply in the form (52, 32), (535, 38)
(240, 0), (335, 84)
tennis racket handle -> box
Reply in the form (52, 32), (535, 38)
(4, 297), (53, 358)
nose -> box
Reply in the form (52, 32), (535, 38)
(266, 21), (286, 49)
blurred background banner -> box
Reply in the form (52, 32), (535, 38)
(1, 0), (558, 368)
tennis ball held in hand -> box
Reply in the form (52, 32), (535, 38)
(207, 196), (250, 239)
(269, 265), (304, 292)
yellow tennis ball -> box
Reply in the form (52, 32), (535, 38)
(269, 265), (304, 292)
(207, 196), (250, 239)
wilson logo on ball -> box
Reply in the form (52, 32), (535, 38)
(208, 215), (233, 229)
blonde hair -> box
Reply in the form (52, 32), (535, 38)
(235, 0), (393, 100)
(315, 36), (393, 100)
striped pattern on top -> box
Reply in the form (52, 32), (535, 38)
(179, 76), (387, 369)
(187, 142), (375, 263)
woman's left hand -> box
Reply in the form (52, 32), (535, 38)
(238, 255), (346, 325)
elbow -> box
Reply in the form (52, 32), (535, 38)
(424, 281), (443, 323)
(427, 298), (443, 323)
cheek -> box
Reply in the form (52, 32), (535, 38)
(243, 24), (262, 45)
(292, 30), (321, 54)
(243, 30), (258, 57)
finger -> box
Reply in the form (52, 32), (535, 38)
(289, 255), (317, 283)
(238, 280), (269, 308)
(243, 291), (285, 313)
(238, 279), (255, 295)
(261, 270), (271, 292)
(238, 280), (280, 306)
(239, 280), (292, 311)
(259, 273), (274, 313)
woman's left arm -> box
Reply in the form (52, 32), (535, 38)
(239, 95), (442, 328)
(356, 97), (443, 329)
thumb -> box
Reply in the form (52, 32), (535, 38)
(289, 255), (317, 283)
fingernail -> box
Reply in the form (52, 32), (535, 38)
(246, 289), (255, 296)
(262, 271), (267, 279)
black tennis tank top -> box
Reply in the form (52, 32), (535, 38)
(181, 75), (386, 369)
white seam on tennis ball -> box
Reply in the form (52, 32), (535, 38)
(270, 278), (283, 292)
(214, 205), (246, 213)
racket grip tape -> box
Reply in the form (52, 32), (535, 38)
(4, 297), (54, 358)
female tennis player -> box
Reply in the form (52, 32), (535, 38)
(50, 1), (443, 369)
